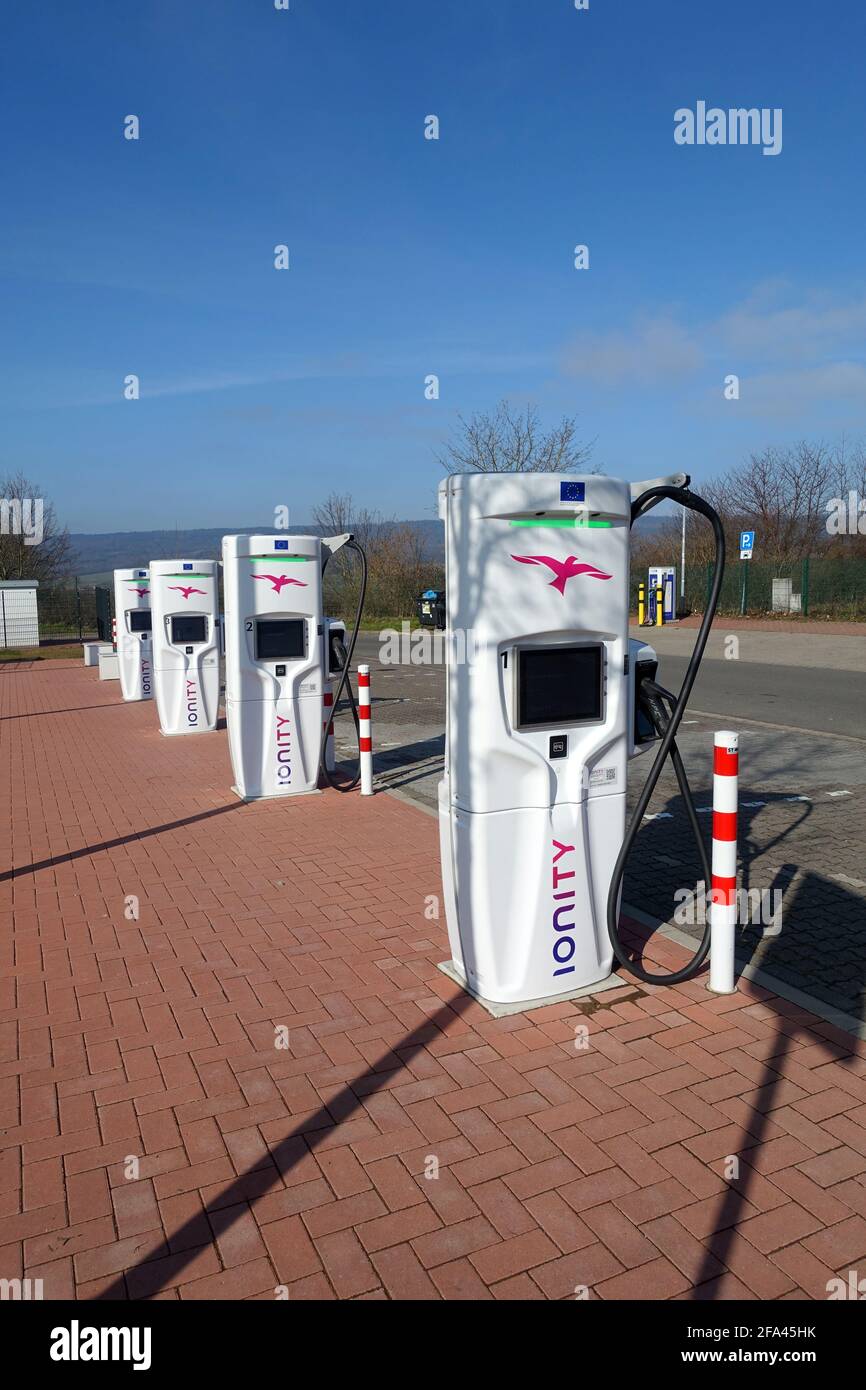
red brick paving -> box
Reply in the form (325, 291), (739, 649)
(2, 658), (866, 1300)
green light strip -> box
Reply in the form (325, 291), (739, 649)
(508, 518), (612, 528)
(164, 573), (211, 578)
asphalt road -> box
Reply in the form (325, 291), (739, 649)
(349, 626), (865, 745)
(653, 655), (865, 741)
(336, 629), (866, 811)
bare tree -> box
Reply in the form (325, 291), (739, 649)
(437, 399), (596, 475)
(369, 523), (440, 617)
(311, 492), (384, 556)
(703, 443), (836, 569)
(312, 491), (388, 604)
(630, 514), (683, 569)
(632, 437), (866, 594)
(0, 471), (73, 581)
(826, 437), (866, 556)
(312, 492), (441, 619)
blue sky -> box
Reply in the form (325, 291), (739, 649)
(2, 0), (865, 532)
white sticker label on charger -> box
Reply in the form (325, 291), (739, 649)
(589, 766), (618, 787)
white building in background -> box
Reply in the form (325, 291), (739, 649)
(0, 580), (39, 648)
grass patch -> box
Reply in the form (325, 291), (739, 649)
(358, 615), (423, 631)
(0, 643), (85, 663)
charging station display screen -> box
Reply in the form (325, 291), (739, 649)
(129, 611), (151, 632)
(171, 615), (207, 645)
(255, 618), (305, 662)
(517, 645), (603, 728)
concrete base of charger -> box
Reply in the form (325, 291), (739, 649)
(230, 784), (322, 803)
(437, 959), (623, 1018)
(160, 727), (218, 737)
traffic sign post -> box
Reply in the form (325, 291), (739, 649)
(739, 531), (755, 615)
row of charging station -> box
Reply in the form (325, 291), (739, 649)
(112, 562), (221, 734)
(110, 479), (724, 1012)
(112, 536), (353, 802)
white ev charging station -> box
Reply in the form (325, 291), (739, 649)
(222, 533), (364, 801)
(648, 564), (677, 623)
(113, 568), (153, 703)
(149, 560), (220, 736)
(438, 472), (724, 1006)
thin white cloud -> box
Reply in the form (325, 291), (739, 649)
(561, 314), (704, 385)
(58, 348), (554, 409)
(720, 361), (866, 420)
(560, 285), (866, 420)
(717, 293), (866, 362)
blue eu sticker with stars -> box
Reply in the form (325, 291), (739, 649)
(275, 539), (288, 550)
(183, 563), (193, 570)
(560, 481), (585, 503)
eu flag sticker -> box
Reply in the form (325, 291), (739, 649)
(560, 481), (585, 502)
(274, 539), (289, 550)
(183, 563), (193, 570)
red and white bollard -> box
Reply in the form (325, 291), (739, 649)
(709, 730), (738, 994)
(323, 682), (335, 772)
(111, 617), (117, 651)
(358, 664), (373, 795)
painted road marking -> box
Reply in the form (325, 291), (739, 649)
(688, 708), (866, 745)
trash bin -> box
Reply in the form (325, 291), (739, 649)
(416, 589), (446, 630)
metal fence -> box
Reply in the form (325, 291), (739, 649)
(0, 582), (102, 649)
(631, 556), (866, 620)
(3, 558), (864, 650)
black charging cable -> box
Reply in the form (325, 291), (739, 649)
(318, 539), (368, 792)
(606, 488), (725, 984)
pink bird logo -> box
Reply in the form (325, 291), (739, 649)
(168, 585), (206, 600)
(128, 587), (149, 597)
(511, 554), (612, 595)
(252, 573), (308, 595)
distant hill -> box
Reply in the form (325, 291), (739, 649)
(68, 520), (445, 581)
(68, 511), (672, 583)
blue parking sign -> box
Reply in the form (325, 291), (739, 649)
(740, 530), (755, 560)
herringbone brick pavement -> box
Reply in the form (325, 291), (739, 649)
(1, 661), (865, 1300)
